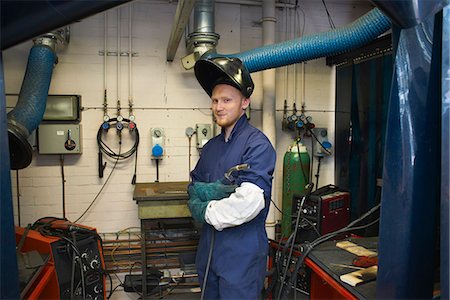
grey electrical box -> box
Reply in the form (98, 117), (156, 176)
(196, 124), (212, 149)
(38, 124), (82, 154)
(311, 127), (332, 157)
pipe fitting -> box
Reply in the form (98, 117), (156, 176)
(33, 27), (70, 52)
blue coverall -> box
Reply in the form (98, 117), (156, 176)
(190, 115), (276, 299)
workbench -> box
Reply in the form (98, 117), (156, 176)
(270, 237), (378, 299)
(133, 182), (200, 298)
(307, 237), (378, 299)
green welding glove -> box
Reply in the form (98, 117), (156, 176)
(187, 185), (208, 223)
(193, 180), (237, 202)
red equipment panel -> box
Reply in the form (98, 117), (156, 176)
(319, 191), (350, 235)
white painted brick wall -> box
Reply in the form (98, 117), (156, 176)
(5, 1), (373, 232)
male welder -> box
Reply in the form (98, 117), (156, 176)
(188, 56), (276, 299)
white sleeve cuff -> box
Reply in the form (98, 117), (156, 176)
(204, 182), (265, 231)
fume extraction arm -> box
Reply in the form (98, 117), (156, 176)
(7, 31), (67, 170)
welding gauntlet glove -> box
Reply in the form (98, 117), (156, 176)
(187, 181), (237, 223)
(188, 185), (208, 223)
(192, 180), (237, 202)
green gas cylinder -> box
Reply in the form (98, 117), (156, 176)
(281, 141), (310, 238)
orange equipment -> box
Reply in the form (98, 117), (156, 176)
(15, 218), (107, 300)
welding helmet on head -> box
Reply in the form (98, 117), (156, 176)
(194, 56), (254, 98)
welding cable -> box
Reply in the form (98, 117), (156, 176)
(79, 256), (86, 300)
(276, 183), (314, 300)
(200, 230), (215, 300)
(74, 142), (121, 223)
(16, 170), (21, 226)
(60, 154), (66, 218)
(277, 203), (381, 299)
(70, 252), (76, 300)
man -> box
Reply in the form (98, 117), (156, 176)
(188, 56), (276, 299)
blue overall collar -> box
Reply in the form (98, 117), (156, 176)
(221, 114), (248, 143)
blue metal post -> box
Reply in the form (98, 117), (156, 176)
(441, 6), (449, 299)
(377, 12), (442, 299)
(0, 53), (20, 298)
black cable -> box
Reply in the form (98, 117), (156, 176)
(314, 156), (323, 191)
(200, 230), (215, 300)
(132, 147), (138, 184)
(155, 159), (160, 182)
(60, 154), (66, 219)
(16, 170), (21, 226)
(276, 204), (381, 299)
(129, 261), (143, 297)
(276, 183), (314, 300)
(321, 0), (336, 29)
(97, 122), (139, 160)
(74, 142), (122, 223)
(71, 252), (76, 300)
(108, 282), (123, 299)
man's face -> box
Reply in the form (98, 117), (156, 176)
(211, 84), (250, 130)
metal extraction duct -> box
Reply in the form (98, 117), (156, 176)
(181, 0), (220, 69)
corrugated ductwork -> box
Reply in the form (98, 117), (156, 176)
(7, 41), (57, 170)
(205, 8), (391, 73)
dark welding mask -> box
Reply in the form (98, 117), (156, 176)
(194, 57), (254, 98)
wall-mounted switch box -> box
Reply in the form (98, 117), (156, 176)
(150, 128), (165, 159)
(38, 124), (82, 154)
(196, 124), (212, 149)
(311, 127), (332, 157)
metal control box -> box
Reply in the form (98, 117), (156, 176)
(196, 124), (212, 149)
(38, 124), (82, 154)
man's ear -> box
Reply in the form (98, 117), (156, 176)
(242, 97), (250, 110)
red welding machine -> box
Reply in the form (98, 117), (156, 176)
(15, 217), (106, 300)
(293, 184), (350, 243)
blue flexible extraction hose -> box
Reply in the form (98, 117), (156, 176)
(7, 43), (56, 169)
(8, 44), (56, 134)
(208, 8), (391, 73)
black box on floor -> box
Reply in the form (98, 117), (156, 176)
(123, 274), (160, 293)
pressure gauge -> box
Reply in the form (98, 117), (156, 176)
(185, 127), (195, 137)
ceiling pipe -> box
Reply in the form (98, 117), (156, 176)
(261, 0), (277, 240)
(181, 0), (220, 69)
